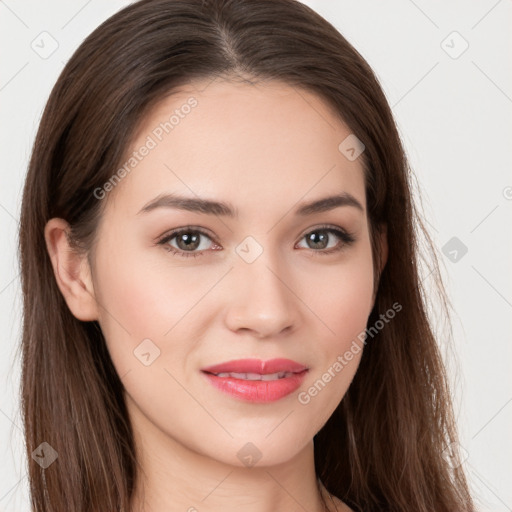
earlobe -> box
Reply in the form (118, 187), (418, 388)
(44, 218), (99, 321)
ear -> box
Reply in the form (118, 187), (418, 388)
(44, 218), (99, 321)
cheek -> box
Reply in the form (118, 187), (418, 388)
(91, 238), (206, 375)
(305, 245), (375, 346)
(295, 269), (373, 428)
(300, 242), (374, 400)
(327, 267), (374, 344)
(96, 224), (212, 324)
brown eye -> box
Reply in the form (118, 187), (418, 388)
(157, 228), (216, 258)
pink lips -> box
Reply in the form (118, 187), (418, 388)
(201, 358), (309, 403)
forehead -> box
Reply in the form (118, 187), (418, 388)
(105, 78), (366, 220)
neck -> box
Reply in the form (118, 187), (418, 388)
(127, 398), (332, 512)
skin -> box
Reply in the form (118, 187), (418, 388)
(45, 77), (387, 512)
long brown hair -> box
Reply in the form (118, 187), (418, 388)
(18, 0), (476, 510)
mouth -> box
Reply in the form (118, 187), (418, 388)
(200, 358), (309, 403)
(201, 357), (308, 375)
(204, 371), (300, 381)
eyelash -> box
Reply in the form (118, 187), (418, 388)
(156, 224), (356, 259)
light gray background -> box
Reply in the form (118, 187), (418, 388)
(1, 1), (511, 510)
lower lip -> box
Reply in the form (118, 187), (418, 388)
(202, 370), (308, 403)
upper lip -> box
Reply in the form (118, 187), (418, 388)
(201, 358), (308, 375)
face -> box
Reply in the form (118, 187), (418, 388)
(88, 78), (379, 467)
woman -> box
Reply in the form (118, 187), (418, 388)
(18, 0), (476, 510)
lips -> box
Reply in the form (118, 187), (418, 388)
(211, 371), (294, 381)
(201, 358), (308, 375)
(200, 358), (309, 403)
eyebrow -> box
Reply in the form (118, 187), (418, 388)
(137, 192), (364, 217)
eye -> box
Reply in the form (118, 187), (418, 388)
(156, 227), (218, 258)
(296, 225), (356, 255)
(156, 224), (356, 259)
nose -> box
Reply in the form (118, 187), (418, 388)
(223, 250), (299, 339)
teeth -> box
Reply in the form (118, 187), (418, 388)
(262, 372), (288, 381)
(213, 371), (293, 380)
